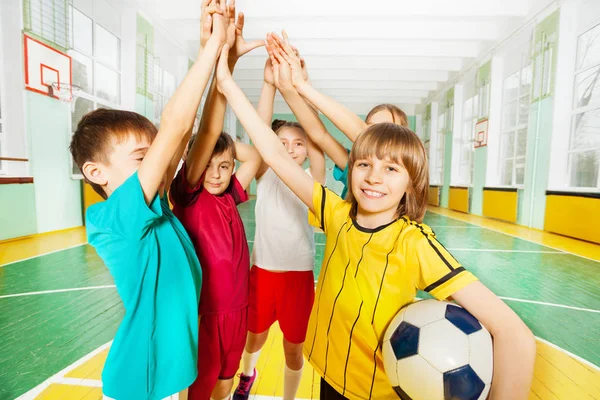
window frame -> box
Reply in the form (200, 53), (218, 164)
(455, 83), (478, 187)
(568, 22), (600, 191)
(500, 64), (532, 188)
(68, 5), (122, 179)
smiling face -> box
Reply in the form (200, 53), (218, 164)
(350, 156), (411, 226)
(203, 149), (235, 195)
(347, 123), (429, 227)
(278, 126), (308, 165)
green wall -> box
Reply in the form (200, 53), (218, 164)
(27, 92), (82, 233)
(136, 14), (155, 119)
(0, 184), (37, 241)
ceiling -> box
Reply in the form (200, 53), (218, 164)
(137, 0), (553, 115)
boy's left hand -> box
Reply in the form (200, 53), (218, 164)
(226, 1), (264, 67)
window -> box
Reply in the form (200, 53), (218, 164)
(500, 64), (532, 186)
(68, 6), (121, 178)
(23, 0), (70, 49)
(432, 104), (447, 185)
(569, 23), (600, 189)
(151, 64), (177, 125)
(455, 80), (478, 186)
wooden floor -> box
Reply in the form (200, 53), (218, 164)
(1, 204), (599, 400)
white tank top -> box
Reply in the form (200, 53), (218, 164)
(251, 168), (315, 271)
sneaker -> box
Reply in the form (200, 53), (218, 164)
(233, 369), (257, 400)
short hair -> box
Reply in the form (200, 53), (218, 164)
(70, 109), (157, 199)
(346, 123), (428, 222)
(271, 119), (305, 137)
(212, 132), (237, 160)
(366, 104), (409, 127)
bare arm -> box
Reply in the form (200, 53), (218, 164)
(254, 59), (276, 179)
(234, 141), (261, 190)
(216, 45), (315, 212)
(307, 137), (326, 185)
(452, 282), (536, 400)
(186, 0), (264, 188)
(268, 33), (367, 143)
(138, 0), (223, 204)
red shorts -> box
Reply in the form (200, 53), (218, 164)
(188, 308), (247, 400)
(248, 266), (315, 344)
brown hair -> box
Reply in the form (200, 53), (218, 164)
(365, 104), (409, 127)
(70, 109), (157, 199)
(212, 132), (237, 160)
(346, 123), (428, 222)
(271, 119), (305, 137)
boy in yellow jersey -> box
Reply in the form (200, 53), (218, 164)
(214, 42), (536, 400)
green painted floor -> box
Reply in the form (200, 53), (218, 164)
(1, 200), (599, 399)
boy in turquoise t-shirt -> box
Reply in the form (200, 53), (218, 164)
(69, 1), (228, 398)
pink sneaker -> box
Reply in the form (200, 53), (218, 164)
(233, 369), (257, 400)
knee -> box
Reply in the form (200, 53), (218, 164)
(284, 346), (304, 370)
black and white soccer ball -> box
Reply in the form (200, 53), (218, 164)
(382, 299), (493, 400)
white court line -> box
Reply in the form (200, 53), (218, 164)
(55, 377), (103, 387)
(426, 209), (600, 263)
(0, 285), (116, 300)
(499, 297), (600, 313)
(0, 243), (88, 267)
(15, 341), (112, 400)
(535, 336), (600, 371)
(428, 225), (480, 228)
(447, 248), (564, 254)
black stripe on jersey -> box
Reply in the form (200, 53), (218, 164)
(371, 227), (402, 324)
(368, 342), (380, 399)
(342, 300), (363, 396)
(308, 221), (348, 360)
(355, 233), (373, 277)
(320, 185), (326, 231)
(424, 267), (466, 293)
(415, 223), (455, 272)
(323, 259), (351, 376)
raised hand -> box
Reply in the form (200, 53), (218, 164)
(206, 0), (228, 50)
(266, 33), (294, 92)
(264, 57), (275, 86)
(200, 0), (224, 52)
(268, 32), (307, 88)
(226, 4), (264, 66)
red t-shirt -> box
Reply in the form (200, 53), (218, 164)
(170, 163), (250, 315)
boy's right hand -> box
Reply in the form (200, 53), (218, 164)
(204, 0), (228, 52)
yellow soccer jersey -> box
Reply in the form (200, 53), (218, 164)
(305, 182), (478, 399)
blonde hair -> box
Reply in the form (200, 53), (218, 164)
(346, 123), (428, 222)
(365, 104), (408, 127)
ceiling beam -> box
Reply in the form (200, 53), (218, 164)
(233, 69), (450, 82)
(189, 39), (483, 58)
(234, 55), (465, 72)
(166, 18), (504, 42)
(241, 88), (430, 99)
(235, 80), (439, 91)
(157, 0), (528, 20)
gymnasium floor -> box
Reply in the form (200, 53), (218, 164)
(1, 203), (599, 400)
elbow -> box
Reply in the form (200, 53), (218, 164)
(493, 322), (536, 365)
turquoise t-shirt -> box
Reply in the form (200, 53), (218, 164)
(86, 172), (202, 400)
(333, 148), (350, 199)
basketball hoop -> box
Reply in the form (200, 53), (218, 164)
(49, 82), (82, 111)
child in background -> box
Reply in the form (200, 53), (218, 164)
(215, 44), (536, 400)
(69, 1), (226, 398)
(267, 33), (409, 199)
(234, 56), (326, 400)
(169, 2), (263, 399)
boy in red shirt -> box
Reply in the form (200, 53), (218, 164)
(169, 4), (263, 399)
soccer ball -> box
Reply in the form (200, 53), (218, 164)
(382, 299), (493, 400)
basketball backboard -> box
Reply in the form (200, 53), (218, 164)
(23, 34), (72, 99)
